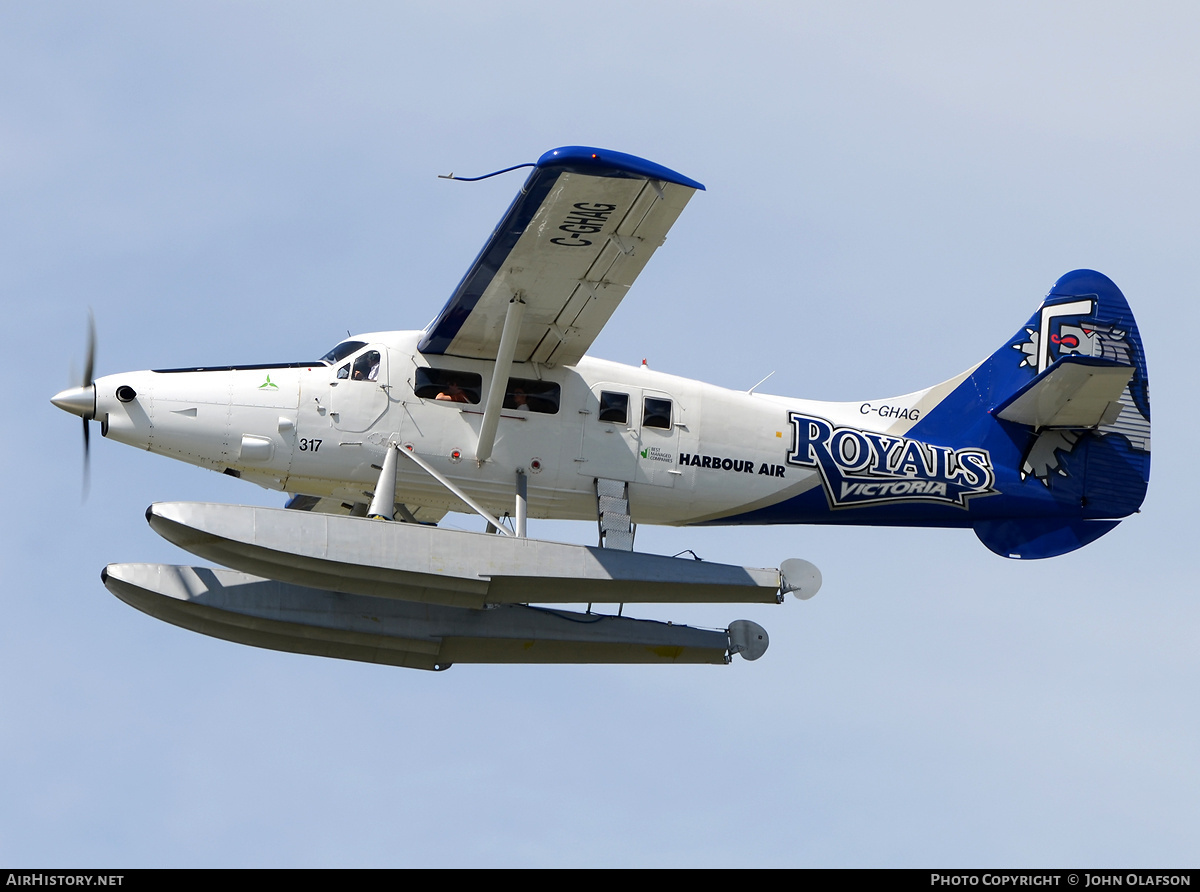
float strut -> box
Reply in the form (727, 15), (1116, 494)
(367, 443), (399, 520)
(394, 443), (512, 535)
(515, 469), (527, 538)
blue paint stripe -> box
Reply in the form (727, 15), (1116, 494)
(418, 147), (704, 356)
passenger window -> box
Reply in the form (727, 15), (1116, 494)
(413, 367), (482, 405)
(352, 350), (380, 382)
(504, 377), (560, 414)
(598, 391), (628, 424)
(643, 397), (672, 430)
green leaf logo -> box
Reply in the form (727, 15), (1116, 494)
(259, 374), (278, 390)
(640, 449), (648, 458)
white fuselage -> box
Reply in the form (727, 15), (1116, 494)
(94, 331), (949, 526)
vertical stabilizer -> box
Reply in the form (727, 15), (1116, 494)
(963, 270), (1150, 557)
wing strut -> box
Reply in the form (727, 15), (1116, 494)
(475, 295), (526, 463)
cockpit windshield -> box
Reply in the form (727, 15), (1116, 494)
(321, 340), (368, 364)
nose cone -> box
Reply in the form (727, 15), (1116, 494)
(52, 384), (95, 419)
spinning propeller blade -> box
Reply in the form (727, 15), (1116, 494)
(82, 312), (96, 498)
(51, 312), (99, 499)
(83, 310), (95, 390)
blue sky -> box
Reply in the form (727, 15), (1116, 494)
(3, 1), (1197, 866)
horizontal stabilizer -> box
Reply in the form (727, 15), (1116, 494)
(993, 355), (1133, 430)
(102, 563), (752, 669)
(146, 502), (785, 608)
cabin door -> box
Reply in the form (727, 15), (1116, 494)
(577, 385), (679, 488)
(328, 346), (390, 433)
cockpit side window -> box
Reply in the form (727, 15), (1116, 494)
(337, 363), (350, 380)
(352, 350), (380, 382)
(643, 397), (673, 430)
(598, 391), (629, 424)
(413, 367), (482, 404)
(504, 377), (560, 414)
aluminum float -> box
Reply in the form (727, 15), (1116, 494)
(145, 502), (816, 609)
(102, 563), (771, 670)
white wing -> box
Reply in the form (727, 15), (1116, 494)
(418, 146), (703, 367)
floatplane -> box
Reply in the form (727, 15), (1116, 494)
(52, 147), (1151, 670)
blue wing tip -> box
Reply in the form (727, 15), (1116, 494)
(536, 146), (706, 191)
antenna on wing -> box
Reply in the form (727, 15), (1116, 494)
(439, 162), (536, 182)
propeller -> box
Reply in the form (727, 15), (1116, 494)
(52, 311), (97, 498)
(81, 310), (95, 496)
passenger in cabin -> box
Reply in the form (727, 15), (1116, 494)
(435, 384), (469, 403)
(510, 388), (530, 411)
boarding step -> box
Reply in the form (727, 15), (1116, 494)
(596, 478), (635, 551)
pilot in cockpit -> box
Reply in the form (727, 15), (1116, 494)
(351, 351), (380, 382)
